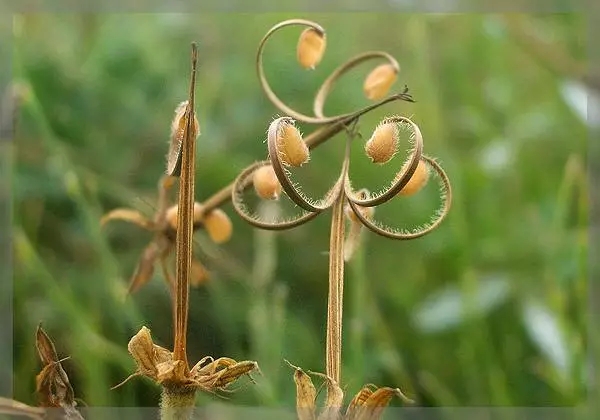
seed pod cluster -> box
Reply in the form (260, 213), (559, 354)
(297, 27), (326, 69)
(363, 63), (398, 100)
(365, 121), (399, 164)
(273, 119), (310, 167)
(398, 159), (430, 197)
(253, 165), (282, 200)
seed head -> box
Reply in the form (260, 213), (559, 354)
(365, 122), (399, 164)
(363, 63), (398, 100)
(275, 119), (310, 167)
(253, 165), (282, 200)
(399, 159), (430, 196)
(203, 209), (233, 244)
(297, 28), (326, 69)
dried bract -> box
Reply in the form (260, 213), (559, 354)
(297, 27), (327, 69)
(363, 64), (398, 101)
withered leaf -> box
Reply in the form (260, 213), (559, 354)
(312, 372), (343, 420)
(344, 385), (375, 420)
(347, 386), (413, 420)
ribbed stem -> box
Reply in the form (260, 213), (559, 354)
(160, 385), (196, 420)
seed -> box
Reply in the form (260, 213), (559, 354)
(365, 122), (398, 164)
(297, 28), (326, 69)
(253, 165), (282, 200)
(276, 120), (310, 167)
(166, 202), (205, 230)
(203, 209), (233, 244)
(363, 64), (398, 100)
(398, 160), (430, 196)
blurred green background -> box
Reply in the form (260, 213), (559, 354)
(11, 13), (588, 410)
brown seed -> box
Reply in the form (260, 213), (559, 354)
(363, 63), (398, 100)
(276, 120), (310, 167)
(253, 165), (282, 200)
(297, 28), (326, 69)
(203, 208), (233, 244)
(398, 160), (430, 196)
(166, 202), (205, 230)
(365, 122), (399, 164)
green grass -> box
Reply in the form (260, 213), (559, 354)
(11, 13), (588, 410)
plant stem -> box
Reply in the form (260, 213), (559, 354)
(325, 139), (350, 384)
(173, 43), (198, 367)
(160, 385), (196, 420)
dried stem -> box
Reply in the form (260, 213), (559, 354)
(325, 139), (351, 384)
(173, 43), (198, 367)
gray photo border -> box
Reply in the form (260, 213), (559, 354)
(1, 0), (595, 418)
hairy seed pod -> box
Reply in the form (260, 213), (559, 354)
(253, 165), (282, 200)
(297, 28), (326, 69)
(365, 122), (399, 164)
(363, 64), (398, 100)
(203, 209), (233, 244)
(399, 160), (430, 196)
(166, 202), (204, 231)
(275, 120), (310, 167)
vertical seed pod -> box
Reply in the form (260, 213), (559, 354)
(166, 202), (205, 231)
(363, 63), (398, 101)
(365, 121), (399, 164)
(271, 118), (310, 167)
(253, 165), (283, 200)
(297, 27), (326, 69)
(167, 100), (200, 176)
(398, 159), (430, 196)
(203, 208), (233, 244)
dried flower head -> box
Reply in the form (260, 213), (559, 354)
(271, 118), (310, 167)
(287, 362), (413, 420)
(365, 121), (399, 164)
(35, 324), (84, 420)
(398, 159), (430, 196)
(116, 326), (258, 395)
(297, 27), (327, 69)
(363, 63), (399, 100)
(253, 164), (282, 200)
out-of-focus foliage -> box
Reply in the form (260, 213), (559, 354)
(11, 13), (588, 410)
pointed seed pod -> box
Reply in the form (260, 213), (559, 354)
(399, 159), (430, 196)
(273, 119), (310, 167)
(203, 208), (233, 244)
(363, 63), (398, 100)
(365, 122), (399, 164)
(166, 202), (205, 231)
(253, 165), (282, 200)
(297, 27), (326, 69)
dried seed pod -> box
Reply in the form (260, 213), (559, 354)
(253, 165), (282, 200)
(275, 119), (310, 167)
(365, 122), (399, 164)
(203, 208), (233, 244)
(399, 159), (430, 196)
(166, 202), (205, 230)
(167, 100), (200, 176)
(363, 63), (398, 100)
(297, 27), (326, 69)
